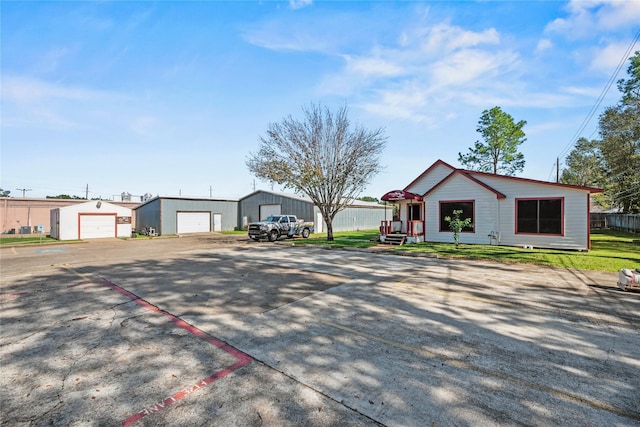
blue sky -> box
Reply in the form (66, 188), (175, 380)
(2, 1), (639, 201)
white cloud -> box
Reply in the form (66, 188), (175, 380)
(343, 54), (406, 78)
(251, 7), (620, 127)
(242, 24), (331, 53)
(430, 49), (519, 88)
(2, 75), (102, 103)
(131, 116), (159, 136)
(321, 22), (512, 88)
(319, 21), (523, 124)
(417, 24), (500, 54)
(462, 90), (577, 109)
(546, 0), (640, 37)
(1, 75), (128, 130)
(588, 41), (638, 73)
(535, 38), (553, 54)
(361, 83), (432, 123)
(560, 85), (603, 98)
(289, 0), (312, 10)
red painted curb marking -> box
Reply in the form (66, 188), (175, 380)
(69, 279), (251, 426)
(0, 291), (30, 298)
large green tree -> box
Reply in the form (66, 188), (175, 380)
(246, 103), (387, 240)
(458, 106), (527, 175)
(598, 51), (640, 213)
(560, 137), (604, 187)
(560, 137), (608, 210)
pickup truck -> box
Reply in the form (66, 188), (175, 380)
(248, 215), (314, 242)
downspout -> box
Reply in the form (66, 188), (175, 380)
(587, 194), (591, 251)
(409, 200), (413, 236)
(383, 200), (387, 235)
(423, 200), (426, 242)
(497, 197), (501, 244)
(2, 198), (7, 231)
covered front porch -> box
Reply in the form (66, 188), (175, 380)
(379, 190), (425, 245)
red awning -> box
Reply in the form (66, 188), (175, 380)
(381, 190), (423, 202)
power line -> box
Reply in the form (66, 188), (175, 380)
(557, 27), (640, 162)
(607, 184), (640, 199)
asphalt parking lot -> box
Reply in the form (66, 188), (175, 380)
(1, 235), (639, 426)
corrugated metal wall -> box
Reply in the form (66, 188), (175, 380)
(319, 205), (394, 232)
(160, 198), (238, 234)
(239, 192), (314, 228)
(134, 198), (162, 234)
(134, 198), (238, 235)
(136, 193), (391, 235)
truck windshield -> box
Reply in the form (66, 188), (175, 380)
(264, 216), (281, 222)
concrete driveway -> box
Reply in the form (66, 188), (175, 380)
(1, 235), (638, 426)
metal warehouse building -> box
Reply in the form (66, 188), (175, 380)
(134, 196), (238, 235)
(132, 192), (392, 237)
(239, 190), (392, 233)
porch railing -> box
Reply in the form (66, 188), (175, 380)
(380, 220), (424, 237)
(408, 220), (423, 236)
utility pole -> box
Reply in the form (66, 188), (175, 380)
(209, 185), (213, 198)
(556, 157), (559, 183)
(85, 184), (89, 199)
(16, 188), (32, 198)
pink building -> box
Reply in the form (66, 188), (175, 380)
(0, 198), (139, 235)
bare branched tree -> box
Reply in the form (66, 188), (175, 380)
(247, 103), (387, 240)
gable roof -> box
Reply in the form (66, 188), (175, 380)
(462, 168), (603, 194)
(403, 159), (455, 192)
(239, 190), (312, 203)
(134, 195), (238, 210)
(406, 159), (603, 196)
(423, 170), (507, 199)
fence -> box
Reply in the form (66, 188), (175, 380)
(605, 214), (640, 233)
(590, 213), (607, 229)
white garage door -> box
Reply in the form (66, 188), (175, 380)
(260, 204), (281, 220)
(177, 212), (210, 233)
(79, 214), (116, 239)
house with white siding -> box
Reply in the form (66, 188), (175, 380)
(380, 160), (603, 251)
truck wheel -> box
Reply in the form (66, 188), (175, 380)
(268, 230), (279, 242)
(301, 228), (310, 239)
(250, 236), (259, 241)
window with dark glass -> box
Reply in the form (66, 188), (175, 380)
(439, 201), (474, 232)
(516, 198), (562, 234)
(408, 204), (421, 221)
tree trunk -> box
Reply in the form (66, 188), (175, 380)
(326, 217), (334, 241)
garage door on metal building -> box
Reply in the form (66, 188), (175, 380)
(177, 212), (211, 233)
(79, 214), (116, 239)
(259, 204), (281, 220)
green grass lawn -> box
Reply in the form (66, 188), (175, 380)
(297, 229), (639, 272)
(0, 236), (58, 245)
(3, 229), (637, 273)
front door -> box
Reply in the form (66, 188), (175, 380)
(213, 214), (222, 232)
(407, 203), (423, 236)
